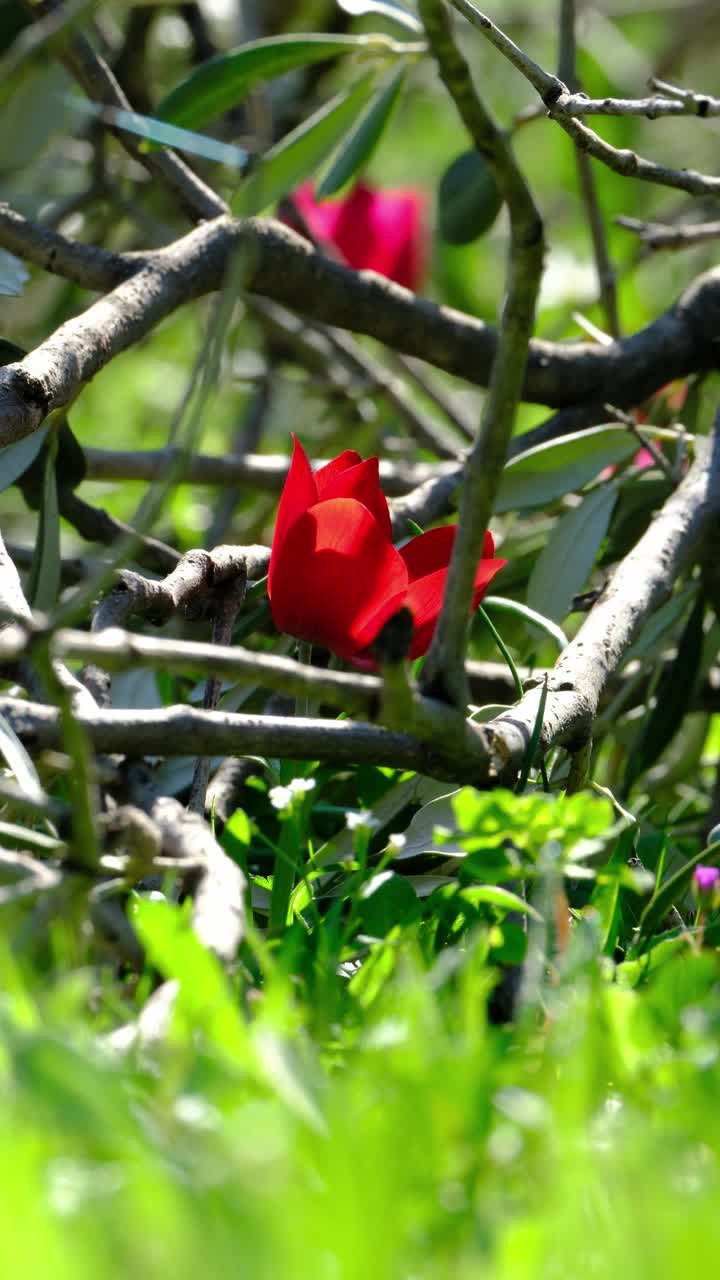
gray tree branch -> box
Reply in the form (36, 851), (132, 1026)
(1, 204), (718, 450)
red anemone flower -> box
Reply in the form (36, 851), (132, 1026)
(268, 437), (506, 662)
(290, 181), (427, 292)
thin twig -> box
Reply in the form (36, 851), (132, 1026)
(450, 0), (720, 198)
(188, 570), (249, 815)
(557, 0), (620, 337)
(616, 216), (720, 252)
(28, 0), (227, 221)
(418, 0), (544, 708)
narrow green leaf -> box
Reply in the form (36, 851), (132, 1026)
(527, 483), (617, 622)
(516, 676), (548, 795)
(68, 96), (249, 167)
(590, 825), (638, 956)
(0, 249), (28, 297)
(337, 0), (424, 33)
(459, 884), (542, 921)
(315, 65), (406, 198)
(358, 870), (419, 936)
(236, 72), (379, 216)
(619, 587), (695, 668)
(0, 425), (49, 494)
(624, 593), (705, 793)
(495, 426), (635, 512)
(155, 34), (388, 134)
(635, 834), (720, 951)
(0, 711), (46, 807)
(28, 428), (61, 612)
(482, 595), (568, 651)
(477, 605), (523, 702)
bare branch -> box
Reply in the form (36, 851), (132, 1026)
(1, 205), (719, 451)
(450, 0), (720, 198)
(617, 216), (720, 252)
(490, 412), (720, 771)
(85, 545), (269, 706)
(58, 491), (181, 574)
(557, 0), (620, 337)
(82, 446), (456, 497)
(418, 0), (544, 707)
(46, 628), (381, 718)
(0, 698), (494, 786)
(146, 795), (245, 962)
(552, 113), (720, 199)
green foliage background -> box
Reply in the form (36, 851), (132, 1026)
(2, 2), (720, 1276)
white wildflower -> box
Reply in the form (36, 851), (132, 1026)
(288, 777), (316, 795)
(345, 809), (379, 832)
(269, 785), (294, 811)
(386, 832), (407, 854)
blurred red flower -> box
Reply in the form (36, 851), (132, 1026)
(290, 181), (427, 292)
(268, 436), (506, 661)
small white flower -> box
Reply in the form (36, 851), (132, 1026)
(345, 809), (379, 832)
(288, 777), (316, 795)
(269, 785), (294, 811)
(387, 833), (407, 854)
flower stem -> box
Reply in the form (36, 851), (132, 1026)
(477, 605), (523, 703)
(296, 641), (312, 717)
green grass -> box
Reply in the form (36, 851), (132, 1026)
(1, 787), (719, 1279)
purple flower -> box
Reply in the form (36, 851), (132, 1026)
(693, 865), (720, 895)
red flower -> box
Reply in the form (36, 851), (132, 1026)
(268, 437), (506, 661)
(290, 181), (427, 292)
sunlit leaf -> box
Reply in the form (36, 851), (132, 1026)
(236, 72), (379, 215)
(527, 482), (617, 621)
(495, 427), (635, 512)
(315, 65), (406, 197)
(155, 33), (390, 134)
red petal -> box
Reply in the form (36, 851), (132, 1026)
(291, 184), (348, 259)
(366, 190), (427, 292)
(403, 552), (506, 659)
(470, 557), (507, 610)
(314, 451), (364, 499)
(400, 526), (496, 581)
(268, 435), (317, 599)
(316, 456), (391, 540)
(269, 497), (408, 658)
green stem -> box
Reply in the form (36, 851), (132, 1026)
(477, 605), (523, 702)
(296, 641), (312, 717)
(269, 816), (300, 934)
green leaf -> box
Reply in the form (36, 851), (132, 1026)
(130, 897), (249, 1059)
(516, 675), (548, 795)
(482, 595), (568, 651)
(27, 427), (60, 611)
(624, 593), (705, 793)
(634, 834), (720, 952)
(0, 711), (46, 807)
(0, 425), (49, 494)
(315, 65), (406, 198)
(358, 870), (419, 937)
(0, 249), (28, 297)
(619, 587), (696, 667)
(527, 482), (617, 621)
(155, 34), (387, 134)
(589, 825), (638, 956)
(437, 150), (503, 245)
(337, 0), (424, 33)
(389, 790), (464, 860)
(453, 788), (614, 861)
(235, 71), (379, 216)
(459, 885), (542, 921)
(495, 427), (635, 513)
